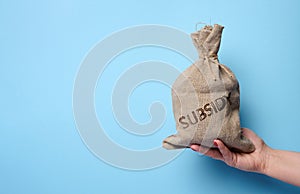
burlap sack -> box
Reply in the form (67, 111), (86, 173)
(162, 24), (255, 153)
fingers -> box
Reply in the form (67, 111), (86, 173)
(190, 144), (200, 151)
(214, 140), (236, 167)
(190, 144), (223, 161)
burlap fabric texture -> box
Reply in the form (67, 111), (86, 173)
(163, 24), (255, 153)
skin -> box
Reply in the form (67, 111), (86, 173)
(190, 128), (300, 187)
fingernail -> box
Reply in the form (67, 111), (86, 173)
(190, 145), (198, 151)
(213, 140), (218, 147)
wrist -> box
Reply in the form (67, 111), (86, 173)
(259, 145), (273, 175)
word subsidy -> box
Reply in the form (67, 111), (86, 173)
(178, 96), (227, 129)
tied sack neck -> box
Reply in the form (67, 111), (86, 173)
(191, 24), (224, 81)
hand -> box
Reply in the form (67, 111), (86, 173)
(190, 128), (270, 173)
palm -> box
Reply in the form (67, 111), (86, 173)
(190, 128), (268, 173)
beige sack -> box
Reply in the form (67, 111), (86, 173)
(162, 24), (255, 153)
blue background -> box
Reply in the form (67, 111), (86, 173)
(1, 0), (300, 193)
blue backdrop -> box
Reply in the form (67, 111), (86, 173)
(1, 0), (300, 193)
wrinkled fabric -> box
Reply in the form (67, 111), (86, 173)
(162, 24), (255, 153)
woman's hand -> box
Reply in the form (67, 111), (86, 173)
(191, 128), (300, 187)
(190, 128), (271, 173)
